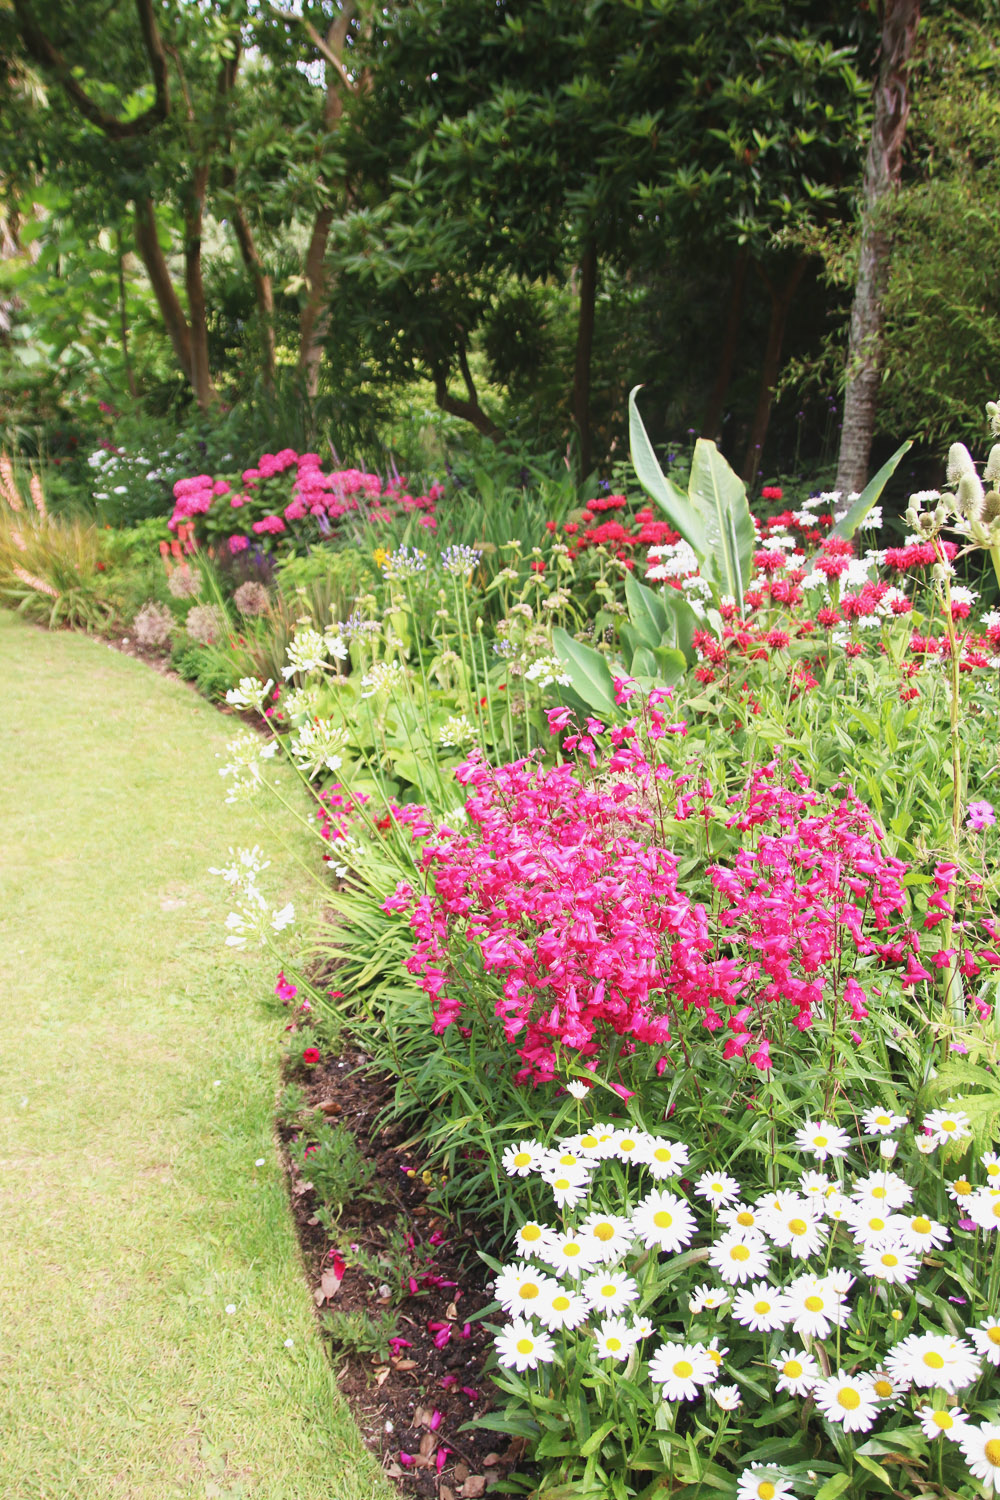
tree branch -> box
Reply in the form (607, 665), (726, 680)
(13, 0), (169, 139)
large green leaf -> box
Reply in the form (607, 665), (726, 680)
(625, 564), (700, 664)
(629, 386), (708, 555)
(830, 439), (912, 538)
(687, 438), (756, 599)
(552, 627), (619, 716)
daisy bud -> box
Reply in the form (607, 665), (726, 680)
(879, 1138), (898, 1160)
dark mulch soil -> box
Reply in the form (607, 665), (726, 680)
(277, 1052), (524, 1500)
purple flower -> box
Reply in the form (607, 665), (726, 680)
(967, 800), (996, 830)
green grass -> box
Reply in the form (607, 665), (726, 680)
(0, 613), (393, 1500)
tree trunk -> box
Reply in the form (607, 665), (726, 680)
(430, 345), (501, 440)
(116, 229), (137, 399)
(702, 246), (748, 441)
(572, 245), (598, 476)
(299, 207), (335, 401)
(230, 201), (276, 392)
(133, 196), (194, 385)
(182, 164), (217, 410)
(835, 0), (921, 494)
(741, 257), (807, 485)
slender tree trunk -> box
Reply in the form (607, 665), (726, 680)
(430, 345), (501, 440)
(133, 196), (194, 385)
(741, 257), (807, 485)
(835, 0), (921, 494)
(115, 228), (137, 399)
(299, 207), (335, 401)
(182, 164), (216, 410)
(572, 245), (598, 476)
(702, 246), (748, 441)
(230, 201), (276, 392)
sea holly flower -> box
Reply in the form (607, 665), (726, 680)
(794, 1119), (850, 1161)
(495, 1317), (555, 1372)
(959, 1422), (1000, 1493)
(812, 1370), (879, 1433)
(772, 1348), (820, 1396)
(648, 1341), (715, 1400)
(923, 1108), (973, 1146)
(917, 1404), (970, 1441)
(736, 1469), (796, 1500)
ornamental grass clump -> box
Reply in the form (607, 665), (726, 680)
(403, 753), (913, 1088)
(483, 1114), (1000, 1498)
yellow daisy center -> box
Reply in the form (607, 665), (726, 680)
(988, 1164), (1000, 1177)
(513, 1151), (531, 1167)
(873, 1378), (893, 1398)
(838, 1389), (861, 1411)
(783, 1359), (803, 1378)
(942, 1119), (957, 1132)
(620, 1139), (637, 1153)
(708, 1349), (722, 1365)
(673, 1360), (693, 1378)
(758, 1484), (776, 1500)
(881, 1254), (899, 1268)
(986, 1440), (1000, 1468)
(932, 1411), (953, 1429)
(519, 1283), (540, 1300)
(954, 1179), (972, 1195)
(788, 1218), (808, 1236)
(522, 1225), (542, 1241)
(580, 1135), (598, 1149)
(988, 1327), (1000, 1346)
(731, 1245), (750, 1262)
(737, 1211), (755, 1227)
(871, 1186), (887, 1200)
(868, 1217), (886, 1231)
(563, 1243), (581, 1258)
(813, 1135), (828, 1147)
(653, 1148), (672, 1163)
(554, 1177), (572, 1191)
(653, 1210), (673, 1229)
(601, 1284), (616, 1298)
(753, 1300), (770, 1314)
(804, 1295), (824, 1312)
(516, 1338), (533, 1354)
(923, 1352), (945, 1370)
(558, 1153), (577, 1166)
(552, 1296), (570, 1312)
(991, 1202), (1000, 1221)
(607, 1337), (622, 1352)
(593, 1223), (614, 1242)
(912, 1216), (931, 1235)
(875, 1115), (890, 1126)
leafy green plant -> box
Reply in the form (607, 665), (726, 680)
(322, 1307), (400, 1365)
(292, 1121), (379, 1216)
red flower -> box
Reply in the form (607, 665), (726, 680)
(302, 1047), (321, 1065)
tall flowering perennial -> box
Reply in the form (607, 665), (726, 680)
(484, 1115), (1000, 1497)
(404, 755), (914, 1084)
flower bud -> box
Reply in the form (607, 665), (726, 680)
(957, 469), (986, 522)
(987, 400), (1000, 437)
(947, 442), (976, 484)
(985, 445), (1000, 485)
(879, 1138), (898, 1160)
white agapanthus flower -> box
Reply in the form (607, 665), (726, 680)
(217, 732), (279, 803)
(360, 660), (406, 699)
(225, 676), (274, 712)
(438, 713), (476, 748)
(282, 628), (328, 680)
(288, 719), (347, 779)
(524, 656), (571, 688)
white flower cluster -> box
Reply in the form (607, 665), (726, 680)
(645, 539), (700, 583)
(524, 656), (571, 688)
(438, 713), (476, 748)
(493, 1111), (1000, 1498)
(360, 660), (406, 700)
(288, 719), (347, 779)
(217, 730), (279, 804)
(281, 628), (348, 682)
(225, 676), (274, 713)
(210, 845), (294, 950)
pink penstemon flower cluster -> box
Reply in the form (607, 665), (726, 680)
(398, 745), (920, 1086)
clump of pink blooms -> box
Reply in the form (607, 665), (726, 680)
(399, 748), (922, 1086)
(169, 448), (445, 552)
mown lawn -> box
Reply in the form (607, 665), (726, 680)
(0, 613), (391, 1500)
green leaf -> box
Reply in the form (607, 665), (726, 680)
(629, 386), (707, 555)
(687, 438), (756, 599)
(625, 570), (669, 645)
(651, 645), (688, 684)
(853, 1451), (897, 1488)
(815, 1475), (852, 1500)
(552, 627), (619, 716)
(830, 440), (913, 538)
(579, 1419), (616, 1458)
